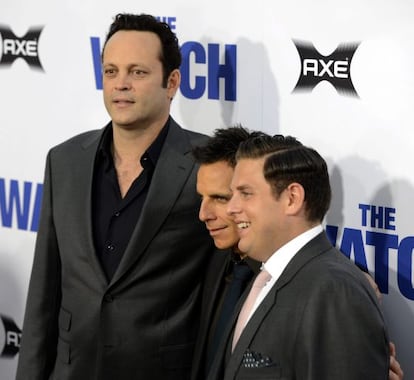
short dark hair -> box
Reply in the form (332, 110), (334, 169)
(192, 125), (269, 167)
(102, 13), (181, 86)
(264, 146), (332, 222)
(235, 134), (302, 161)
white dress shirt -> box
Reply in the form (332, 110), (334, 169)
(244, 225), (323, 324)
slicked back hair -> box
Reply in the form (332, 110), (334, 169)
(264, 145), (332, 222)
(235, 134), (303, 161)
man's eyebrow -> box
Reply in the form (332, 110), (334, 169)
(211, 192), (232, 199)
(235, 184), (250, 191)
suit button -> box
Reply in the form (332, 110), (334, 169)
(104, 294), (114, 303)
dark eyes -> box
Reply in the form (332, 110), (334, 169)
(240, 191), (252, 198)
(103, 69), (147, 77)
(103, 68), (115, 76)
(215, 196), (230, 203)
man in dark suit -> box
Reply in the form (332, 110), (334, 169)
(191, 128), (301, 379)
(16, 14), (215, 380)
(193, 127), (403, 380)
(207, 138), (391, 379)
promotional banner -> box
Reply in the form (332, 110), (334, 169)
(1, 1), (413, 378)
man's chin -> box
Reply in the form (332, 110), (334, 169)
(213, 239), (234, 251)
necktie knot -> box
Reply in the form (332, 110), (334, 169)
(252, 269), (271, 288)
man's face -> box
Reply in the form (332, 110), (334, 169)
(102, 30), (179, 130)
(228, 157), (286, 262)
(197, 161), (240, 251)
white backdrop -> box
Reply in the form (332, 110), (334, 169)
(1, 1), (413, 378)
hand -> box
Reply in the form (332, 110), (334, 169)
(362, 273), (403, 379)
(363, 272), (382, 303)
(389, 342), (403, 380)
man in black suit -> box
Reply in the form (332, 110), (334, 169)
(16, 13), (215, 380)
(207, 139), (390, 379)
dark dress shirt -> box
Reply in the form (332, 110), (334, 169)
(92, 120), (169, 281)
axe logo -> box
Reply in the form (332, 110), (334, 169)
(292, 40), (360, 97)
(0, 314), (22, 358)
(0, 25), (44, 70)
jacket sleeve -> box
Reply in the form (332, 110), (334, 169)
(16, 150), (62, 380)
(295, 270), (389, 380)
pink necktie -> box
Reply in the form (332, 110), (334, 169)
(232, 269), (271, 351)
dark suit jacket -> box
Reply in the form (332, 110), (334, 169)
(208, 232), (390, 380)
(191, 249), (230, 379)
(191, 250), (260, 380)
(16, 118), (216, 380)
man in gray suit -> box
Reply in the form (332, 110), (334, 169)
(16, 13), (215, 380)
(207, 138), (390, 379)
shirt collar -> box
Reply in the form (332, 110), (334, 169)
(263, 224), (323, 282)
(97, 118), (170, 171)
(145, 118), (170, 166)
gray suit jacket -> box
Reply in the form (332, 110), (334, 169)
(16, 118), (216, 380)
(208, 232), (390, 380)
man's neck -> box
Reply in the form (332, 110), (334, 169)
(111, 119), (166, 160)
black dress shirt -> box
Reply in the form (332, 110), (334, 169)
(92, 120), (169, 281)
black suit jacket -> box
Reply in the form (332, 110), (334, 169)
(16, 118), (216, 380)
(191, 249), (230, 379)
(191, 250), (260, 380)
(208, 232), (390, 380)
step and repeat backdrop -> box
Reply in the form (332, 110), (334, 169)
(1, 0), (413, 378)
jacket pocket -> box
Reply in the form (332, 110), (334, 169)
(58, 307), (72, 331)
(238, 365), (282, 379)
(56, 336), (71, 364)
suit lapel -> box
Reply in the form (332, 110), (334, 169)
(224, 284), (276, 377)
(270, 232), (333, 292)
(208, 275), (252, 379)
(110, 119), (195, 285)
(192, 250), (230, 378)
(77, 127), (109, 287)
(224, 232), (333, 377)
(205, 254), (229, 320)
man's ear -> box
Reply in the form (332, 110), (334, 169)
(167, 69), (181, 99)
(284, 182), (305, 216)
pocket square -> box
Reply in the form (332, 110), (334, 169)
(242, 349), (274, 368)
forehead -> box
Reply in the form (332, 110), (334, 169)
(232, 158), (266, 186)
(197, 161), (234, 193)
(103, 30), (162, 63)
